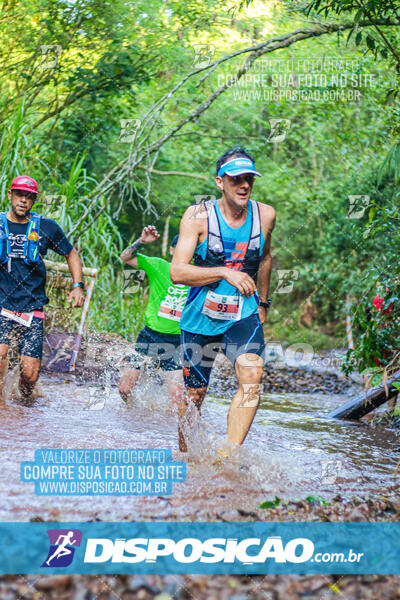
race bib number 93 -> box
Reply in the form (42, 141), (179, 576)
(202, 291), (243, 321)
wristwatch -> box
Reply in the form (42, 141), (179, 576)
(259, 298), (271, 310)
(73, 282), (84, 289)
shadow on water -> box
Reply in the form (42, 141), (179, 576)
(0, 367), (398, 521)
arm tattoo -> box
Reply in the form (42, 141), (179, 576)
(121, 237), (144, 260)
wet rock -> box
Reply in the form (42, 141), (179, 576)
(49, 506), (61, 519)
(347, 507), (367, 521)
(127, 576), (160, 594)
(121, 593), (137, 600)
(238, 509), (258, 518)
(34, 575), (72, 591)
(208, 355), (354, 396)
(218, 509), (239, 521)
(163, 583), (184, 597)
(16, 585), (32, 597)
(72, 583), (87, 600)
(162, 585), (180, 598)
(160, 574), (185, 598)
(388, 498), (400, 513)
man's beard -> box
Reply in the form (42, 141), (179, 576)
(12, 205), (30, 218)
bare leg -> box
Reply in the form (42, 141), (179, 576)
(166, 369), (185, 409)
(0, 344), (9, 403)
(19, 355), (41, 402)
(119, 367), (140, 402)
(178, 386), (207, 452)
(227, 353), (264, 446)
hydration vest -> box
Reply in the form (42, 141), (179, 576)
(194, 199), (262, 289)
(0, 211), (41, 266)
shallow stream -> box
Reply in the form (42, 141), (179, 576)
(0, 370), (398, 522)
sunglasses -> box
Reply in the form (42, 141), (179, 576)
(230, 174), (255, 185)
(12, 189), (37, 201)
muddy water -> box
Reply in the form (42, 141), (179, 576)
(0, 370), (398, 522)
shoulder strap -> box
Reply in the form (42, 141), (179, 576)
(206, 200), (224, 253)
(248, 200), (261, 251)
(23, 212), (41, 261)
(26, 212), (41, 234)
(0, 211), (7, 229)
(29, 211), (41, 227)
(0, 211), (10, 239)
(0, 212), (11, 262)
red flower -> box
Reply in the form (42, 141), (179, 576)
(372, 294), (393, 314)
(372, 295), (384, 311)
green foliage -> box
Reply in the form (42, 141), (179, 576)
(0, 102), (38, 202)
(303, 0), (400, 70)
(377, 140), (400, 184)
(259, 496), (282, 509)
(305, 495), (329, 505)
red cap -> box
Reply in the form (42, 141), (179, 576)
(10, 175), (38, 194)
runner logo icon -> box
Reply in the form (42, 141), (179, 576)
(41, 529), (82, 567)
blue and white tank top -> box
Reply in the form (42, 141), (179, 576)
(179, 200), (265, 335)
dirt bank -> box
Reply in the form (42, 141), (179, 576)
(1, 572), (400, 599)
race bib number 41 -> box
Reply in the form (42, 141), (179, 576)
(202, 291), (243, 321)
(158, 285), (188, 322)
(158, 301), (182, 322)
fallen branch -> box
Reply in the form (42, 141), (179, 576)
(44, 258), (96, 277)
(138, 165), (208, 180)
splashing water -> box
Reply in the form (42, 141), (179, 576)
(0, 367), (398, 522)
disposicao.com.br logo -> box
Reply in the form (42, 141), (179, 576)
(84, 536), (315, 564)
(40, 533), (364, 569)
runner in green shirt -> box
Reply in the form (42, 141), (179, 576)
(119, 225), (188, 406)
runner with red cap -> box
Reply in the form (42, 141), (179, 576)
(0, 175), (85, 403)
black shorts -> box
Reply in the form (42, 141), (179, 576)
(181, 313), (265, 389)
(127, 326), (181, 372)
(0, 314), (44, 359)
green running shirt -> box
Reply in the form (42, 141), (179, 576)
(136, 253), (188, 335)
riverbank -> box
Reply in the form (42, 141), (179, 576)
(1, 571), (400, 599)
(45, 333), (358, 395)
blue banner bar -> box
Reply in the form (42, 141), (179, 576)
(0, 522), (398, 574)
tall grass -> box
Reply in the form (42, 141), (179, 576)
(41, 156), (146, 338)
(0, 101), (32, 205)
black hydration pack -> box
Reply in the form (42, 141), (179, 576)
(0, 211), (41, 267)
(194, 199), (262, 289)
